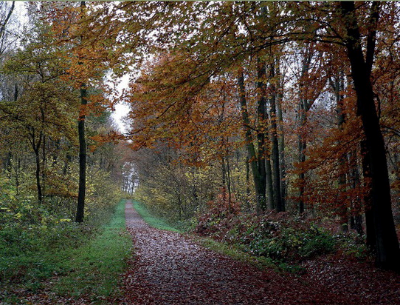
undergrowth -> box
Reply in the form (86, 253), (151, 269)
(194, 208), (368, 271)
(0, 199), (132, 303)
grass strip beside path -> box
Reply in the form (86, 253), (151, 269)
(53, 199), (132, 301)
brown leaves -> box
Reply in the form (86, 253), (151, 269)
(116, 203), (400, 305)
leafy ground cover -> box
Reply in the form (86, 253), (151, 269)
(0, 199), (132, 304)
(116, 202), (400, 304)
(194, 208), (369, 270)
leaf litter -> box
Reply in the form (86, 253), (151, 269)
(112, 202), (400, 304)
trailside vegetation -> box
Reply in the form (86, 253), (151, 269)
(0, 4), (399, 302)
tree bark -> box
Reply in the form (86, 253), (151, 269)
(256, 60), (273, 211)
(30, 130), (43, 204)
(297, 48), (312, 214)
(76, 85), (87, 223)
(268, 59), (284, 212)
(276, 60), (287, 210)
(238, 68), (267, 212)
(361, 139), (376, 250)
(340, 1), (400, 271)
(331, 73), (348, 232)
(297, 105), (307, 214)
(76, 1), (87, 223)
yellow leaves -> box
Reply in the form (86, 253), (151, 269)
(14, 212), (23, 219)
(59, 218), (72, 223)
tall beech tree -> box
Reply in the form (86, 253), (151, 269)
(339, 1), (400, 271)
(47, 1), (117, 222)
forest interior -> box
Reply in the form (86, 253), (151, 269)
(0, 1), (400, 304)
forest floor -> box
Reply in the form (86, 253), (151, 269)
(110, 201), (400, 305)
(2, 201), (399, 304)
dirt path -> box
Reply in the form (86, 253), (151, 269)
(114, 201), (365, 305)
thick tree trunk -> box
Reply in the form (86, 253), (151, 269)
(361, 139), (376, 250)
(340, 1), (400, 271)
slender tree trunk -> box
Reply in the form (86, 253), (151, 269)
(31, 131), (43, 204)
(0, 1), (15, 41)
(226, 153), (232, 208)
(238, 68), (267, 212)
(297, 105), (307, 214)
(34, 149), (42, 203)
(14, 157), (20, 195)
(297, 49), (312, 214)
(76, 1), (87, 223)
(245, 155), (251, 210)
(42, 135), (46, 204)
(332, 74), (348, 232)
(348, 150), (363, 236)
(276, 61), (287, 209)
(340, 1), (400, 271)
(76, 85), (87, 223)
(268, 59), (284, 212)
(257, 59), (273, 211)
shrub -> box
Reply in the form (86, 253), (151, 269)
(194, 210), (338, 264)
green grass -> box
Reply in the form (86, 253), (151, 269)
(133, 201), (181, 232)
(53, 199), (132, 300)
(193, 236), (277, 269)
(0, 199), (132, 303)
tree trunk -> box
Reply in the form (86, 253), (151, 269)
(297, 106), (307, 214)
(34, 148), (42, 203)
(257, 59), (274, 211)
(31, 131), (43, 204)
(76, 1), (87, 223)
(276, 60), (287, 209)
(332, 74), (348, 232)
(76, 84), (87, 223)
(268, 59), (284, 212)
(348, 150), (364, 236)
(238, 68), (267, 212)
(361, 139), (376, 250)
(297, 49), (313, 214)
(340, 1), (400, 271)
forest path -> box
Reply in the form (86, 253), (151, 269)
(113, 201), (348, 305)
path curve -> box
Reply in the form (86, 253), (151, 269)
(115, 201), (352, 305)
